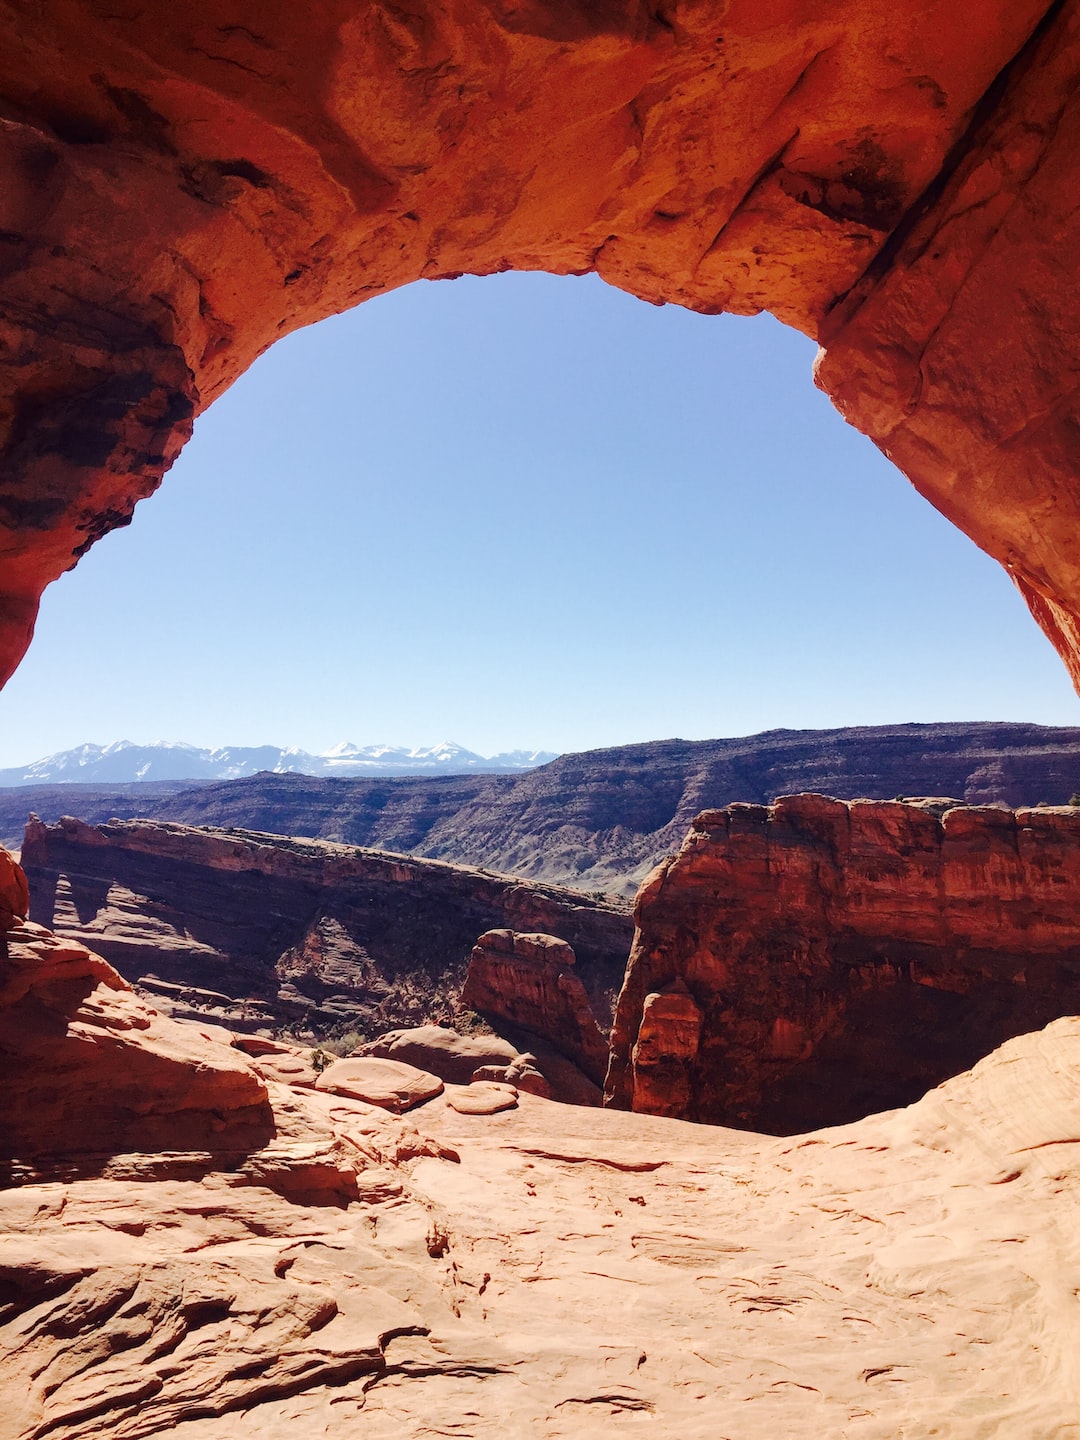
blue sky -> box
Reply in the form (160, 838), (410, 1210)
(0, 270), (1076, 766)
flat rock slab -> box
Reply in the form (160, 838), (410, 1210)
(446, 1081), (518, 1115)
(248, 1048), (320, 1089)
(356, 1024), (522, 1085)
(315, 1056), (444, 1113)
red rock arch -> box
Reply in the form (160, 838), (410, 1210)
(2, 0), (1079, 687)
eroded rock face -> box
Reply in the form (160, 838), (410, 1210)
(0, 928), (273, 1177)
(20, 815), (633, 1035)
(462, 929), (610, 1084)
(607, 794), (1080, 1131)
(2, 2), (1080, 689)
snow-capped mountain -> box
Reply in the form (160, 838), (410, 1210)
(0, 740), (558, 786)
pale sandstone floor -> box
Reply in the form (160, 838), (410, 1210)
(4, 1020), (1080, 1439)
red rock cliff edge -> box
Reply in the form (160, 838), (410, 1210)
(606, 795), (1080, 1132)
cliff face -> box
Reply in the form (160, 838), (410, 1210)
(19, 815), (632, 1038)
(8, 721), (1080, 894)
(607, 795), (1080, 1132)
(462, 930), (610, 1085)
(2, 2), (1080, 692)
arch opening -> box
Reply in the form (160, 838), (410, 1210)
(0, 0), (1079, 701)
(0, 271), (1074, 767)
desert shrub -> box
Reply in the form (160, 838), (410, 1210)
(455, 1008), (494, 1036)
(309, 1046), (333, 1073)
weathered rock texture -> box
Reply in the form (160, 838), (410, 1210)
(0, 842), (274, 1176)
(20, 815), (632, 1035)
(5, 915), (1080, 1437)
(2, 2), (1080, 693)
(607, 794), (1080, 1132)
(463, 929), (610, 1085)
(9, 721), (1080, 895)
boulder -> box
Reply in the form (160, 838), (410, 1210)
(314, 1057), (444, 1114)
(445, 1081), (519, 1115)
(354, 1024), (521, 1085)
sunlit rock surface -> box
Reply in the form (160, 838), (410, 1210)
(607, 794), (1080, 1131)
(2, 1), (1080, 691)
(4, 918), (1080, 1437)
(5, 821), (1080, 1437)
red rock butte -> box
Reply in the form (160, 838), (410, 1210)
(1, 0), (1080, 689)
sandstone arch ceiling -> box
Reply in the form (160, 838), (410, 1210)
(1, 0), (1079, 691)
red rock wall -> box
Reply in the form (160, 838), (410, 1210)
(606, 795), (1080, 1131)
(462, 928), (610, 1083)
(2, 2), (1080, 689)
(20, 815), (632, 1034)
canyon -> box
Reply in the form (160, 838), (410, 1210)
(5, 1), (1080, 1434)
(5, 720), (1080, 892)
(607, 795), (1080, 1132)
(4, 860), (1080, 1436)
(19, 815), (632, 1048)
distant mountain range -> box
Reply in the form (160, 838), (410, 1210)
(6, 722), (1080, 893)
(0, 739), (558, 787)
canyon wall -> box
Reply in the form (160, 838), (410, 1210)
(8, 721), (1080, 894)
(20, 815), (632, 1037)
(2, 1), (1080, 690)
(606, 795), (1080, 1132)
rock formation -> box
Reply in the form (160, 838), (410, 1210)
(20, 815), (632, 1035)
(463, 929), (611, 1085)
(0, 4), (1079, 694)
(352, 1023), (552, 1098)
(9, 720), (1080, 895)
(0, 846), (274, 1177)
(314, 1056), (445, 1114)
(5, 887), (1080, 1435)
(607, 794), (1080, 1132)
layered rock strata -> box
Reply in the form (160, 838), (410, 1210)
(20, 815), (632, 1035)
(2, 2), (1080, 692)
(607, 794), (1080, 1132)
(463, 929), (610, 1086)
(8, 720), (1079, 896)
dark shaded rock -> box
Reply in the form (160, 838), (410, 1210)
(19, 815), (633, 1037)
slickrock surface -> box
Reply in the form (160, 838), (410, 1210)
(4, 922), (1080, 1438)
(463, 929), (610, 1086)
(314, 1057), (445, 1114)
(3, 3), (1080, 692)
(353, 1024), (522, 1086)
(20, 815), (631, 1035)
(11, 721), (1080, 895)
(608, 794), (1080, 1132)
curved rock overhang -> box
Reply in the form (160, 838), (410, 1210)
(1, 0), (1078, 686)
